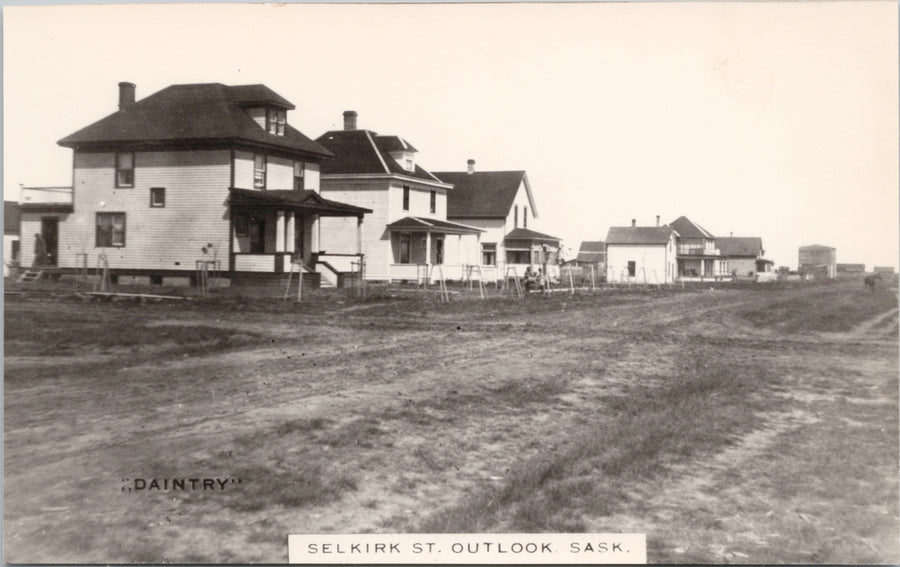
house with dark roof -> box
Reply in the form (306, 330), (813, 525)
(605, 220), (677, 284)
(315, 112), (482, 282)
(570, 241), (606, 274)
(668, 216), (728, 280)
(717, 236), (774, 279)
(434, 160), (561, 281)
(18, 82), (369, 286)
(4, 201), (20, 277)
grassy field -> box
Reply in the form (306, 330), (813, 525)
(4, 279), (898, 563)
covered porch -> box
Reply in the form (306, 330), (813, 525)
(503, 227), (562, 281)
(229, 188), (371, 275)
(386, 216), (483, 282)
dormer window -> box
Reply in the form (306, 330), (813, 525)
(266, 108), (286, 136)
(405, 158), (414, 171)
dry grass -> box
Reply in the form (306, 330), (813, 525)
(417, 349), (772, 533)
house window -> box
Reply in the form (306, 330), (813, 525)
(399, 233), (411, 264)
(266, 108), (286, 135)
(507, 250), (530, 264)
(96, 213), (126, 247)
(116, 152), (134, 188)
(524, 206), (528, 228)
(405, 158), (413, 171)
(514, 205), (519, 228)
(293, 161), (305, 190)
(254, 154), (267, 189)
(150, 187), (165, 207)
(627, 261), (636, 277)
(430, 190), (436, 214)
(481, 243), (496, 266)
(402, 186), (410, 211)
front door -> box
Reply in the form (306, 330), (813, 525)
(41, 217), (59, 266)
(434, 237), (444, 265)
(249, 216), (265, 254)
(294, 217), (304, 261)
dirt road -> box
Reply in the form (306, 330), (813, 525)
(4, 280), (898, 563)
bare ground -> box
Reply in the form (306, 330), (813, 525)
(4, 280), (898, 563)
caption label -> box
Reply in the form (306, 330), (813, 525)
(288, 533), (646, 564)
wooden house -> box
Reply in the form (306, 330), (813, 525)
(717, 236), (775, 280)
(315, 113), (483, 282)
(605, 220), (677, 284)
(18, 82), (369, 287)
(669, 216), (728, 280)
(436, 161), (561, 281)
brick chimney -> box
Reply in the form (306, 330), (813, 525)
(118, 82), (136, 111)
(343, 110), (357, 130)
(631, 219), (636, 228)
(656, 215), (660, 227)
(467, 159), (476, 175)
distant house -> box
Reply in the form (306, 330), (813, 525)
(717, 236), (775, 280)
(4, 201), (20, 277)
(573, 241), (606, 269)
(669, 216), (728, 280)
(315, 112), (482, 282)
(435, 160), (561, 281)
(798, 244), (837, 279)
(836, 263), (866, 278)
(19, 82), (369, 287)
(605, 220), (677, 284)
(873, 266), (895, 276)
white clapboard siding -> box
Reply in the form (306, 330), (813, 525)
(319, 184), (390, 280)
(305, 163), (320, 192)
(267, 156), (294, 190)
(58, 149), (231, 271)
(233, 150), (256, 189)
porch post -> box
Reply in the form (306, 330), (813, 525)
(276, 211), (286, 252)
(425, 230), (432, 282)
(285, 212), (295, 254)
(356, 215), (363, 255)
(310, 214), (320, 253)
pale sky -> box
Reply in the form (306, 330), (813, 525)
(4, 2), (898, 269)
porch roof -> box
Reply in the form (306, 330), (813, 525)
(229, 188), (371, 217)
(386, 216), (483, 235)
(504, 227), (561, 245)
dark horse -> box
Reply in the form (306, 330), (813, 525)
(865, 273), (882, 291)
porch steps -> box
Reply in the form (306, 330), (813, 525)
(315, 263), (339, 288)
(17, 268), (44, 283)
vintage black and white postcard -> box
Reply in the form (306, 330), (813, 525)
(3, 1), (898, 564)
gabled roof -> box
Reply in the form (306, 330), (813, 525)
(606, 226), (675, 245)
(315, 130), (445, 184)
(505, 227), (561, 243)
(669, 216), (714, 239)
(4, 201), (20, 233)
(434, 170), (533, 219)
(717, 236), (764, 257)
(229, 188), (371, 216)
(58, 83), (332, 158)
(576, 241), (606, 263)
(386, 216), (483, 235)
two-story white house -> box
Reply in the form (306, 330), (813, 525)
(315, 112), (483, 282)
(669, 215), (728, 280)
(605, 220), (678, 284)
(18, 82), (369, 287)
(435, 160), (561, 282)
